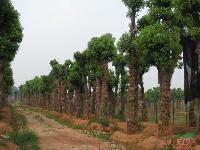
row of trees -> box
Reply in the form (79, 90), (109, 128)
(0, 0), (23, 110)
(121, 0), (199, 134)
(19, 33), (129, 119)
(19, 0), (199, 135)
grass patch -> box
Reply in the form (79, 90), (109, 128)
(175, 132), (198, 138)
(86, 130), (110, 141)
(0, 139), (6, 147)
(10, 107), (27, 131)
(8, 131), (40, 150)
(10, 105), (40, 150)
(90, 117), (110, 127)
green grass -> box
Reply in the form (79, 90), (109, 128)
(10, 105), (41, 150)
(8, 131), (40, 150)
(175, 132), (198, 138)
(88, 130), (110, 141)
(10, 106), (27, 131)
(0, 139), (6, 147)
(90, 117), (110, 127)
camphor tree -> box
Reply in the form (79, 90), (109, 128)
(68, 60), (83, 117)
(113, 53), (128, 117)
(135, 0), (182, 133)
(2, 63), (14, 104)
(173, 0), (200, 127)
(121, 0), (145, 134)
(88, 33), (116, 118)
(0, 0), (23, 107)
(107, 70), (118, 115)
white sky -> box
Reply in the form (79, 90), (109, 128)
(11, 0), (183, 91)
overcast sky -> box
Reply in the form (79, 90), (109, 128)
(11, 0), (183, 90)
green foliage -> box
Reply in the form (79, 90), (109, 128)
(113, 53), (127, 75)
(3, 63), (14, 96)
(0, 0), (23, 62)
(145, 87), (160, 102)
(88, 33), (116, 62)
(173, 0), (200, 40)
(176, 132), (198, 138)
(137, 15), (152, 30)
(171, 88), (184, 101)
(108, 70), (118, 89)
(122, 0), (144, 13)
(135, 23), (182, 70)
(117, 32), (134, 55)
(68, 62), (83, 88)
(8, 131), (40, 150)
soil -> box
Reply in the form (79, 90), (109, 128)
(19, 109), (124, 150)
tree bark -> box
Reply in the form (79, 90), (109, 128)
(0, 61), (5, 108)
(99, 62), (109, 118)
(95, 79), (101, 115)
(127, 64), (139, 134)
(127, 12), (139, 134)
(108, 86), (115, 116)
(159, 68), (173, 133)
(189, 100), (196, 127)
(91, 86), (96, 113)
(140, 75), (148, 122)
(74, 88), (82, 117)
(119, 88), (125, 116)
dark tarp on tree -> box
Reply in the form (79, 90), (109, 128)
(183, 38), (200, 103)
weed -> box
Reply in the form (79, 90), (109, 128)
(8, 130), (40, 150)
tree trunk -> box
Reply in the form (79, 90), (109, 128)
(127, 12), (139, 134)
(0, 62), (5, 108)
(119, 88), (125, 116)
(189, 100), (196, 127)
(155, 102), (158, 123)
(140, 75), (148, 122)
(83, 76), (90, 118)
(99, 62), (109, 118)
(127, 64), (138, 134)
(95, 79), (101, 115)
(108, 86), (115, 116)
(74, 88), (82, 117)
(91, 86), (96, 113)
(172, 100), (175, 124)
(159, 68), (173, 133)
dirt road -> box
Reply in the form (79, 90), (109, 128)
(20, 109), (123, 150)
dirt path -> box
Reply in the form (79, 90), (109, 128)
(19, 109), (123, 150)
